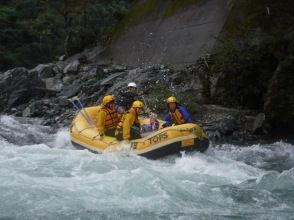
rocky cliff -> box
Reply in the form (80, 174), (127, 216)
(107, 0), (233, 69)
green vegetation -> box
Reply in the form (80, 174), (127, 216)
(0, 0), (128, 71)
(63, 75), (77, 86)
(164, 0), (204, 18)
(148, 86), (199, 114)
(210, 0), (294, 110)
(0, 1), (64, 71)
(148, 86), (172, 113)
(211, 37), (278, 109)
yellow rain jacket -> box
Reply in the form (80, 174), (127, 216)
(117, 108), (140, 140)
(97, 105), (120, 136)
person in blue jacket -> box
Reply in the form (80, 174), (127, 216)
(163, 96), (193, 127)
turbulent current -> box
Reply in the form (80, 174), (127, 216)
(0, 115), (294, 220)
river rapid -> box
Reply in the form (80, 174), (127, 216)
(0, 115), (294, 220)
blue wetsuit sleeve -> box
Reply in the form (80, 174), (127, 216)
(179, 106), (193, 123)
(163, 113), (173, 127)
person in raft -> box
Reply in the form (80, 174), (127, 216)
(162, 96), (193, 127)
(149, 112), (160, 131)
(115, 100), (144, 142)
(116, 82), (141, 114)
(96, 95), (120, 138)
(141, 112), (160, 133)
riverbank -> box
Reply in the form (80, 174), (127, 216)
(0, 53), (278, 145)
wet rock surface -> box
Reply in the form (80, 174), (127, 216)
(264, 58), (294, 138)
(0, 67), (47, 111)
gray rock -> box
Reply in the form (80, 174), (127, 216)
(43, 77), (63, 91)
(110, 0), (230, 69)
(31, 63), (57, 78)
(109, 64), (127, 72)
(63, 60), (80, 75)
(64, 45), (104, 64)
(22, 100), (48, 117)
(81, 80), (101, 95)
(2, 67), (28, 81)
(252, 113), (266, 134)
(59, 84), (82, 98)
(100, 72), (125, 86)
(218, 118), (238, 135)
(59, 55), (66, 61)
(57, 96), (72, 107)
(42, 77), (63, 91)
(1, 67), (46, 109)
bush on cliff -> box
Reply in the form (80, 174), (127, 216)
(210, 0), (294, 135)
(0, 0), (129, 71)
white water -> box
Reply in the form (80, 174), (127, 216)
(0, 115), (294, 219)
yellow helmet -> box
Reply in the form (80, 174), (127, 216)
(132, 100), (144, 108)
(102, 95), (115, 105)
(167, 96), (177, 104)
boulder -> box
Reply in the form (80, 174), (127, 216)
(63, 60), (80, 75)
(31, 63), (58, 78)
(218, 118), (238, 135)
(251, 113), (268, 134)
(100, 72), (125, 86)
(42, 77), (63, 91)
(59, 84), (82, 98)
(0, 67), (46, 110)
(22, 100), (48, 117)
(64, 45), (104, 64)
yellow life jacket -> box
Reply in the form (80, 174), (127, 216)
(98, 105), (119, 130)
(170, 108), (186, 125)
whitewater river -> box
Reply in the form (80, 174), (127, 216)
(0, 115), (294, 220)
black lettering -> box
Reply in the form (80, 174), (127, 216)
(147, 132), (169, 145)
(152, 136), (159, 143)
(162, 132), (168, 140)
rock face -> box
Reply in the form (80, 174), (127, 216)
(110, 0), (233, 69)
(0, 67), (46, 111)
(264, 58), (294, 136)
(193, 105), (271, 144)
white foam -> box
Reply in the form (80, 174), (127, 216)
(53, 128), (73, 149)
(1, 115), (294, 219)
(173, 152), (262, 184)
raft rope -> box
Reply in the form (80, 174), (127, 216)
(69, 97), (96, 127)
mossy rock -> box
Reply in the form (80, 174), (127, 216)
(112, 0), (207, 40)
(164, 0), (206, 18)
(112, 0), (159, 41)
(63, 75), (77, 86)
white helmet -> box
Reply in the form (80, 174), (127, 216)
(127, 82), (137, 88)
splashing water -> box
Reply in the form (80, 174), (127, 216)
(0, 115), (293, 219)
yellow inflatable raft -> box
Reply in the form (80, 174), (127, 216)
(70, 106), (209, 159)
